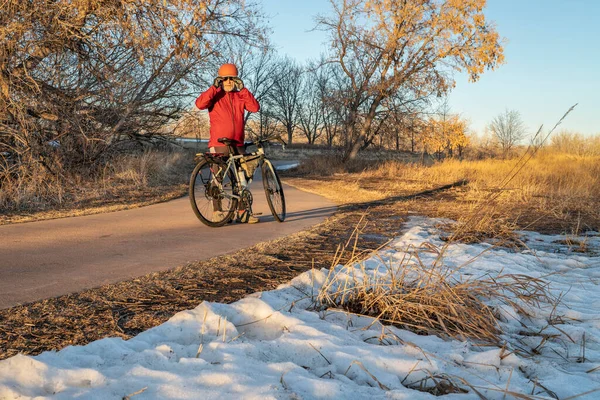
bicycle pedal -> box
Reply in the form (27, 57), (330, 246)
(252, 213), (263, 216)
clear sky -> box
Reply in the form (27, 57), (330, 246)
(260, 0), (600, 137)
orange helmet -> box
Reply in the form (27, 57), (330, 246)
(218, 63), (238, 77)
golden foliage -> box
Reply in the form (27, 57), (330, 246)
(423, 115), (469, 157)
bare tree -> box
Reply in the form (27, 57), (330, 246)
(0, 0), (264, 177)
(268, 57), (303, 145)
(173, 110), (210, 140)
(316, 0), (505, 161)
(488, 109), (526, 155)
(317, 61), (348, 147)
(298, 66), (324, 144)
(246, 108), (282, 140)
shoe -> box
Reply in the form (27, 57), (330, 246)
(237, 210), (259, 224)
(213, 211), (227, 221)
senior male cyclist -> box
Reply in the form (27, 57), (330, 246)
(195, 63), (261, 223)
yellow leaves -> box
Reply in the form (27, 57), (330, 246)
(333, 0), (504, 82)
(424, 115), (469, 155)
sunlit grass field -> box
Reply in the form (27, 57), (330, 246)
(285, 150), (600, 235)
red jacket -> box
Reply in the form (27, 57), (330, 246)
(195, 86), (260, 148)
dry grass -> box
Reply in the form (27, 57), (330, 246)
(283, 150), (600, 235)
(316, 222), (555, 345)
(369, 153), (600, 206)
(0, 149), (194, 224)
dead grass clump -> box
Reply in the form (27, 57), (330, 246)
(405, 373), (469, 396)
(0, 162), (67, 211)
(317, 244), (555, 344)
(111, 149), (191, 187)
(440, 212), (524, 249)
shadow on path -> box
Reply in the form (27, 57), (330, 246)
(288, 179), (469, 216)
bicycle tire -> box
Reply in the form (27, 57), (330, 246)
(189, 158), (238, 227)
(261, 160), (286, 222)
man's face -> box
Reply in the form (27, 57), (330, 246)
(222, 76), (235, 92)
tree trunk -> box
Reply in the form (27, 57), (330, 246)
(344, 96), (382, 161)
(287, 125), (293, 145)
(346, 118), (371, 160)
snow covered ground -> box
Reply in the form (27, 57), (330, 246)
(1, 217), (599, 399)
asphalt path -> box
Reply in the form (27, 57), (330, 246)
(0, 164), (336, 309)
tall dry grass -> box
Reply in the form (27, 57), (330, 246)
(317, 240), (555, 345)
(0, 149), (193, 221)
(367, 152), (600, 205)
(286, 148), (600, 234)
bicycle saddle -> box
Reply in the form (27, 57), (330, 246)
(217, 137), (235, 146)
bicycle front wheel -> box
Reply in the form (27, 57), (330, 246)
(261, 160), (286, 222)
(189, 159), (238, 227)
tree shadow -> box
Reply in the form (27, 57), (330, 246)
(282, 179), (468, 222)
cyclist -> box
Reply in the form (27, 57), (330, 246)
(195, 63), (261, 223)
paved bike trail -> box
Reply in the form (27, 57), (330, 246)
(0, 170), (336, 309)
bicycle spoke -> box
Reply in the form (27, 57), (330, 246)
(189, 159), (238, 227)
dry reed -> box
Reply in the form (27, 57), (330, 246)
(316, 238), (555, 344)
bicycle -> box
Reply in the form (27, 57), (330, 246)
(189, 135), (286, 227)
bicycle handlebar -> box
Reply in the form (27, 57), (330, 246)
(247, 135), (287, 148)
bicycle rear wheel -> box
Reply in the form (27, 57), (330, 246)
(189, 159), (238, 227)
(261, 160), (286, 222)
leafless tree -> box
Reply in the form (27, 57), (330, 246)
(268, 57), (303, 144)
(0, 0), (265, 179)
(246, 108), (282, 140)
(298, 66), (324, 144)
(316, 61), (348, 147)
(488, 109), (527, 155)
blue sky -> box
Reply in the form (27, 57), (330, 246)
(260, 0), (599, 136)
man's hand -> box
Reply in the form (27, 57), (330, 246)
(213, 76), (223, 88)
(232, 77), (244, 91)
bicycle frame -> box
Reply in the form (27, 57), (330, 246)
(202, 141), (268, 202)
(190, 135), (286, 226)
